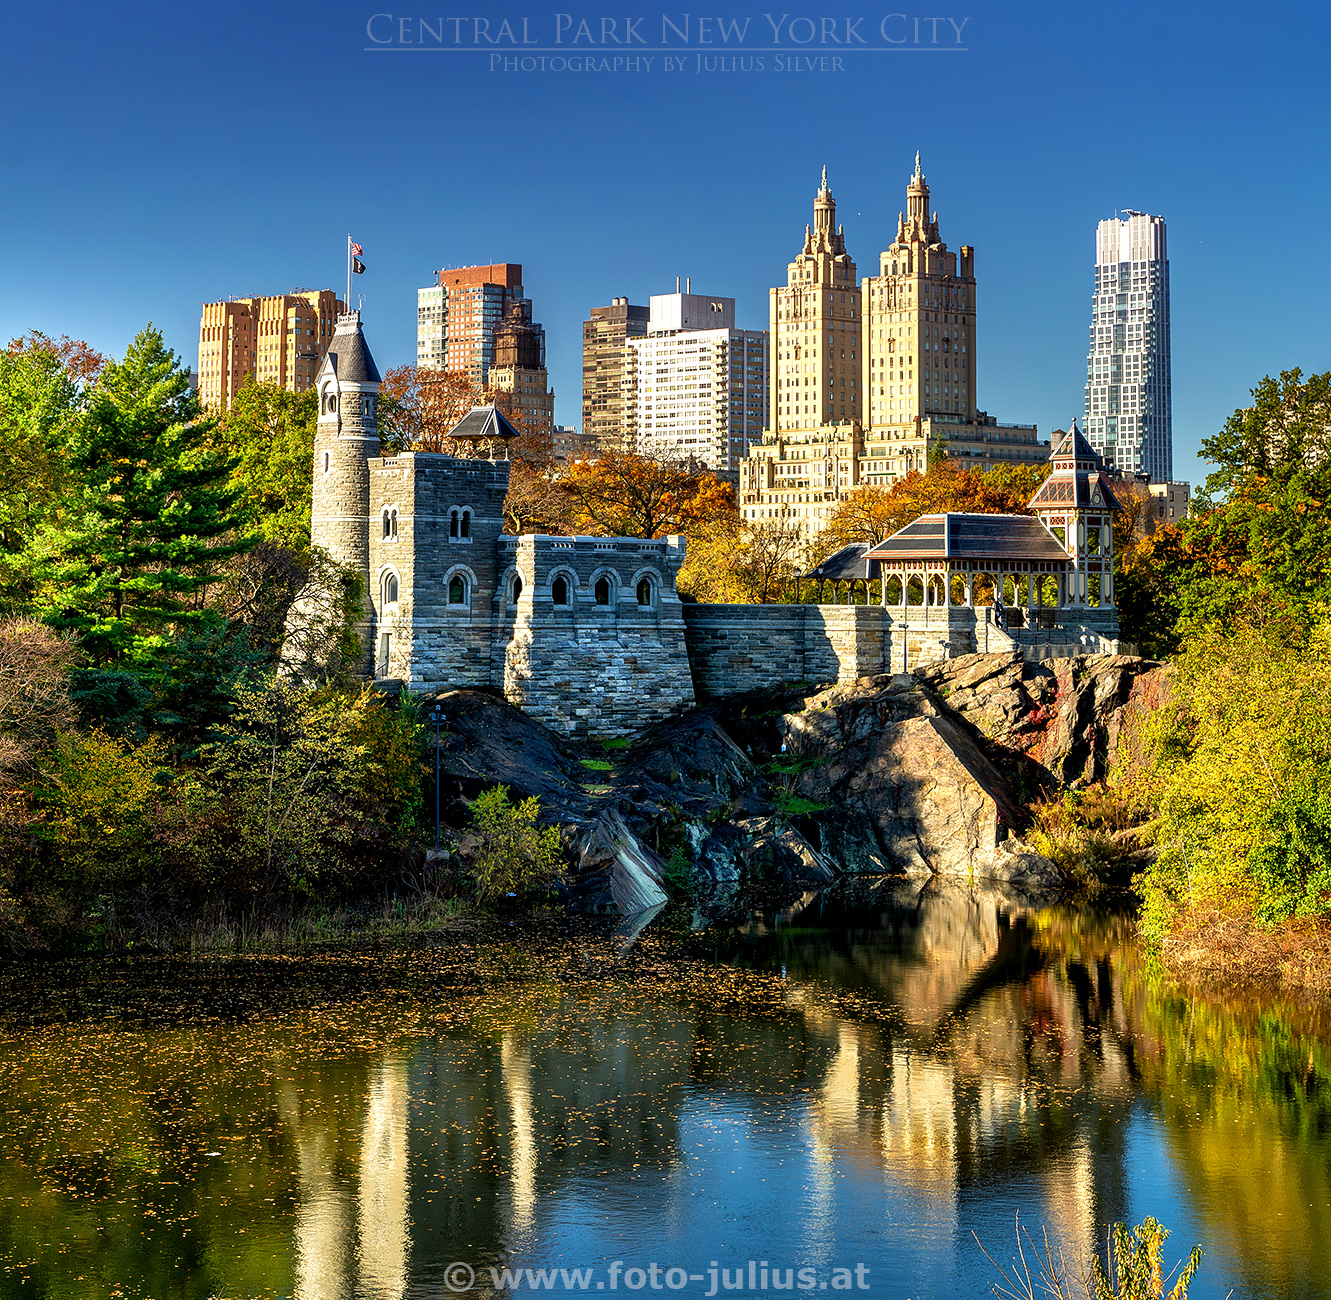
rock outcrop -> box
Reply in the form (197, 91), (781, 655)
(426, 651), (1166, 914)
(430, 688), (832, 918)
(915, 651), (1170, 788)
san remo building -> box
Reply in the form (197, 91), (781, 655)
(742, 156), (1048, 535)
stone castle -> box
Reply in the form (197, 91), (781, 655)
(302, 313), (1120, 738)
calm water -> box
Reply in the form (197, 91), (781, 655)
(1, 881), (1329, 1300)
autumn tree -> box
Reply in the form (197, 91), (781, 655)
(561, 452), (736, 539)
(814, 459), (1049, 560)
(679, 517), (806, 604)
(0, 334), (107, 599)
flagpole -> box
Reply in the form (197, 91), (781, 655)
(346, 235), (351, 315)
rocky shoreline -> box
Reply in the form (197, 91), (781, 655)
(431, 650), (1169, 917)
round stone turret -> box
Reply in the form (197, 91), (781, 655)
(312, 311), (382, 582)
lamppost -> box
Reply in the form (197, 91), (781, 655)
(430, 705), (446, 854)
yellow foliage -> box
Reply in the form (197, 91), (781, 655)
(41, 730), (168, 880)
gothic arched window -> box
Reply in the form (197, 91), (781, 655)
(552, 575), (570, 606)
(510, 573), (523, 603)
(381, 571), (399, 606)
(594, 577), (611, 606)
(448, 575), (467, 606)
(459, 509), (472, 539)
(636, 577), (655, 608)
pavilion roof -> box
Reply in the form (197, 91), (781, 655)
(865, 513), (1071, 564)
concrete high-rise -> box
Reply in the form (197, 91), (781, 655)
(1083, 212), (1171, 480)
(197, 289), (344, 411)
(582, 297), (649, 451)
(416, 263), (534, 387)
(622, 291), (768, 476)
(740, 170), (864, 530)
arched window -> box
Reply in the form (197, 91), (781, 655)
(323, 451), (330, 473)
(459, 509), (472, 539)
(510, 573), (523, 603)
(552, 575), (570, 606)
(448, 575), (467, 605)
(381, 571), (399, 606)
(594, 576), (611, 606)
(382, 509), (392, 539)
(636, 577), (654, 608)
(449, 510), (460, 538)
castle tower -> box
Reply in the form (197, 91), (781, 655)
(312, 312), (383, 661)
(1027, 419), (1121, 610)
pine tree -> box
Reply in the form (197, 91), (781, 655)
(32, 325), (250, 666)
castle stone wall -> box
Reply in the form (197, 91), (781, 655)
(501, 534), (694, 738)
(682, 603), (1022, 697)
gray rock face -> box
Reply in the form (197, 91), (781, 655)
(915, 650), (1169, 787)
(427, 651), (1163, 908)
(774, 676), (1028, 881)
(429, 687), (830, 917)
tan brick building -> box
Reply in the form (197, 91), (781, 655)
(741, 159), (1048, 538)
(197, 289), (344, 411)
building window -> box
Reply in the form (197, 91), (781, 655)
(594, 576), (612, 606)
(552, 575), (571, 606)
(323, 451), (330, 473)
(460, 508), (471, 539)
(636, 577), (655, 608)
(377, 631), (391, 676)
(449, 509), (459, 538)
(448, 575), (467, 606)
(381, 571), (399, 606)
(382, 508), (398, 540)
(510, 573), (523, 603)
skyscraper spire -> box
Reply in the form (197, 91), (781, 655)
(820, 164), (828, 194)
(914, 150), (922, 180)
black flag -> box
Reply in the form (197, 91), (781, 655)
(352, 257), (366, 274)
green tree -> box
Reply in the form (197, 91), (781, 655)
(30, 326), (249, 667)
(200, 681), (422, 901)
(212, 379), (317, 551)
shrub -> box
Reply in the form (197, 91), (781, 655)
(466, 786), (564, 904)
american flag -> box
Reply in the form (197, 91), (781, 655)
(350, 241), (363, 256)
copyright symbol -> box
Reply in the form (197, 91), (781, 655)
(445, 1262), (476, 1292)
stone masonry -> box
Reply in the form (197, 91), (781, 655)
(294, 313), (1120, 740)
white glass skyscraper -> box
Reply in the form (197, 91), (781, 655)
(1083, 212), (1171, 480)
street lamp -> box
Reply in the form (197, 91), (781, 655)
(430, 704), (446, 854)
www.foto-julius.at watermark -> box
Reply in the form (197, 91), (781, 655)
(440, 1261), (874, 1293)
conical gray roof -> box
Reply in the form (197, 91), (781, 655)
(325, 313), (381, 384)
(447, 405), (523, 441)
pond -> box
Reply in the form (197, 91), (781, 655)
(0, 880), (1328, 1299)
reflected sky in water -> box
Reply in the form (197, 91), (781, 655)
(1, 880), (1328, 1299)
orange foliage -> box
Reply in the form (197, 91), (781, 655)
(815, 458), (1050, 558)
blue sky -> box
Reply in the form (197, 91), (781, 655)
(3, 0), (1329, 491)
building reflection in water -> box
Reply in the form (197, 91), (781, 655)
(272, 880), (1328, 1298)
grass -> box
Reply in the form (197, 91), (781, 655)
(598, 737), (631, 751)
(1160, 905), (1331, 997)
(771, 790), (829, 817)
(580, 758), (614, 771)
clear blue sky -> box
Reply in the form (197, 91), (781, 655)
(4, 0), (1329, 491)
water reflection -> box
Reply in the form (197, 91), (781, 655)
(1, 884), (1329, 1299)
